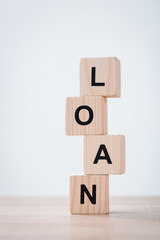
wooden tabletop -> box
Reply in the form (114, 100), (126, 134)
(0, 197), (160, 240)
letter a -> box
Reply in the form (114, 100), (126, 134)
(93, 144), (112, 164)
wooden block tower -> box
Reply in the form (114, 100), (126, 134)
(65, 57), (125, 214)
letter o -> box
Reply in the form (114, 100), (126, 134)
(75, 105), (93, 125)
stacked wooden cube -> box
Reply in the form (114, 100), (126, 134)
(65, 57), (125, 214)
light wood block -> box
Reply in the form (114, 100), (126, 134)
(84, 135), (125, 174)
(80, 57), (120, 97)
(70, 175), (109, 214)
(65, 96), (107, 135)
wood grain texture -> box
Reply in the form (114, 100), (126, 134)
(84, 135), (125, 174)
(0, 197), (160, 240)
(80, 57), (120, 97)
(65, 96), (107, 135)
(70, 175), (109, 214)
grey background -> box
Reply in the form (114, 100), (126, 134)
(0, 0), (160, 196)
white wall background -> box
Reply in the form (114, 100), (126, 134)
(0, 0), (160, 196)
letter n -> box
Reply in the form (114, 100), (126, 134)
(80, 184), (96, 204)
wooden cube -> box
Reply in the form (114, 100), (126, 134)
(84, 135), (125, 174)
(65, 96), (107, 135)
(70, 175), (109, 214)
(80, 57), (120, 97)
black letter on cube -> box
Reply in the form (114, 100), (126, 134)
(93, 144), (112, 164)
(75, 105), (93, 125)
(80, 184), (96, 204)
(91, 67), (105, 86)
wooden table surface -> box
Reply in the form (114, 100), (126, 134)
(0, 197), (160, 240)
